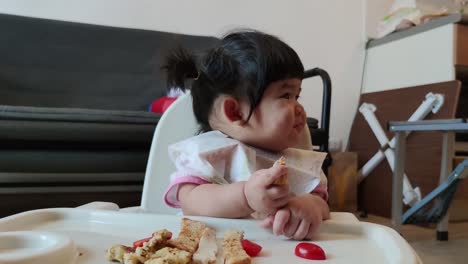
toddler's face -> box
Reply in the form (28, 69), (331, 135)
(242, 78), (306, 151)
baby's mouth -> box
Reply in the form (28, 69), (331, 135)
(293, 122), (305, 131)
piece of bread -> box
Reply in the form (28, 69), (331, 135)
(134, 229), (172, 260)
(145, 247), (191, 264)
(167, 218), (206, 254)
(273, 156), (288, 185)
(123, 252), (146, 264)
(222, 230), (251, 264)
(106, 244), (133, 263)
(192, 227), (218, 264)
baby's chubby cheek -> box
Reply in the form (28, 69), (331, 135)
(273, 114), (293, 130)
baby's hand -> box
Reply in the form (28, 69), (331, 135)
(260, 194), (328, 240)
(244, 165), (289, 214)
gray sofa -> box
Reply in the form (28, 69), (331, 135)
(0, 13), (219, 217)
(0, 14), (324, 217)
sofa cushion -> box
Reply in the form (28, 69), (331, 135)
(0, 14), (219, 111)
(0, 105), (160, 143)
(0, 105), (161, 123)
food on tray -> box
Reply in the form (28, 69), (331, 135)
(133, 236), (155, 248)
(135, 229), (173, 261)
(106, 218), (262, 264)
(222, 230), (251, 264)
(123, 251), (146, 264)
(294, 242), (326, 260)
(193, 227), (217, 264)
(145, 247), (191, 264)
(107, 229), (173, 263)
(272, 156), (288, 185)
(167, 218), (206, 253)
(240, 239), (262, 257)
(106, 245), (133, 263)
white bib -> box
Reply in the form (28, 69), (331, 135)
(169, 131), (327, 196)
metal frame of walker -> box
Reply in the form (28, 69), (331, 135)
(358, 92), (444, 206)
(389, 119), (468, 241)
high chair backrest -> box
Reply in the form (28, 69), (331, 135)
(140, 92), (314, 214)
(140, 92), (198, 214)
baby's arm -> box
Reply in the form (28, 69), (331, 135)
(178, 182), (253, 218)
(178, 165), (289, 218)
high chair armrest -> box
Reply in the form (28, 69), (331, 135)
(76, 202), (120, 211)
(329, 212), (359, 223)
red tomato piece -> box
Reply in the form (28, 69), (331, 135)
(295, 242), (326, 260)
(132, 237), (152, 248)
(241, 239), (262, 257)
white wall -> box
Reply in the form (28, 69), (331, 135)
(0, 0), (366, 149)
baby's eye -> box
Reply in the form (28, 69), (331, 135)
(280, 93), (291, 99)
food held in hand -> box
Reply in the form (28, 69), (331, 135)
(273, 156), (288, 185)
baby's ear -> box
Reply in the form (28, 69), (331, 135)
(222, 96), (244, 123)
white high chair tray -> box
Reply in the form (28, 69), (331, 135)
(0, 208), (421, 264)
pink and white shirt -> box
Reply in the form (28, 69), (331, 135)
(164, 131), (328, 208)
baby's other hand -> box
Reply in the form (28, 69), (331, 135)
(260, 194), (328, 240)
(244, 165), (289, 214)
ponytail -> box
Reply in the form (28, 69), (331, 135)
(162, 48), (198, 91)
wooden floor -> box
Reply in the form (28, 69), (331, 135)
(360, 214), (468, 264)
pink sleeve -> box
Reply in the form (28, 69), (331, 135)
(163, 175), (211, 208)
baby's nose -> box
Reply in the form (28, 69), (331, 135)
(295, 104), (304, 115)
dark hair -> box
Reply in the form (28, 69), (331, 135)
(162, 30), (304, 132)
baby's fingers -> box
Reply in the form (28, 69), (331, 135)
(261, 165), (288, 186)
(293, 220), (310, 240)
(305, 218), (322, 240)
(272, 208), (290, 236)
(266, 185), (289, 200)
(283, 216), (300, 238)
(272, 196), (289, 209)
(259, 215), (274, 229)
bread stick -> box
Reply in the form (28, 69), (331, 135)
(272, 156), (288, 185)
(222, 230), (251, 264)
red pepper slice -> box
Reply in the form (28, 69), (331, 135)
(241, 239), (262, 257)
(132, 237), (152, 248)
(295, 242), (326, 260)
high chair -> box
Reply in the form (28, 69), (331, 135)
(76, 68), (335, 215)
(132, 89), (339, 215)
(121, 68), (336, 215)
(79, 88), (419, 261)
(0, 75), (422, 264)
